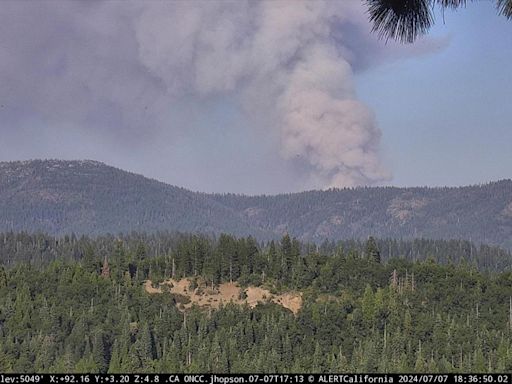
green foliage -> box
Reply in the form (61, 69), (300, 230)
(365, 236), (381, 263)
(0, 231), (511, 373)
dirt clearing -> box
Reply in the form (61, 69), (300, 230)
(144, 278), (302, 314)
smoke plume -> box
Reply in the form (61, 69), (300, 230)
(133, 1), (390, 187)
(0, 1), (440, 190)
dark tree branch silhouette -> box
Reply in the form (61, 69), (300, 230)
(366, 0), (512, 43)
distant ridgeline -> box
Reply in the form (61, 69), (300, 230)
(0, 160), (512, 249)
(0, 231), (510, 273)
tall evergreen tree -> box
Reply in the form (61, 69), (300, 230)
(365, 236), (381, 263)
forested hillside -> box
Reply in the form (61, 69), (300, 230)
(1, 232), (511, 273)
(0, 232), (511, 372)
(1, 160), (512, 248)
(0, 160), (268, 238)
(210, 181), (512, 249)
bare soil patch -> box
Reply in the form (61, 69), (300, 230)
(145, 278), (302, 314)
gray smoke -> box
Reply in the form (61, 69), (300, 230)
(0, 1), (443, 190)
(134, 1), (390, 187)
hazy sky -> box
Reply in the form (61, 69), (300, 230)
(0, 1), (510, 194)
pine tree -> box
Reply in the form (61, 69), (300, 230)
(280, 234), (294, 284)
(0, 344), (13, 373)
(414, 341), (426, 372)
(100, 256), (110, 279)
(108, 340), (123, 373)
(0, 265), (7, 289)
(312, 342), (323, 372)
(92, 330), (108, 373)
(74, 354), (98, 373)
(365, 237), (381, 263)
(362, 284), (376, 328)
(34, 335), (55, 372)
(50, 347), (75, 373)
(135, 322), (154, 369)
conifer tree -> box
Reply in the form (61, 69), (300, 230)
(108, 340), (123, 373)
(365, 236), (381, 263)
(0, 265), (7, 289)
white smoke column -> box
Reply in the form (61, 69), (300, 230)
(134, 0), (390, 188)
(278, 45), (389, 187)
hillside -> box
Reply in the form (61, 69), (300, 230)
(1, 159), (511, 248)
(0, 160), (266, 238)
(1, 233), (512, 373)
(210, 181), (512, 249)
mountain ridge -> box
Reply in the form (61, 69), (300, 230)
(5, 158), (510, 195)
(1, 159), (511, 248)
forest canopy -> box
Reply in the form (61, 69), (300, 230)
(0, 232), (511, 373)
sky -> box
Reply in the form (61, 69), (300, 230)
(0, 1), (510, 194)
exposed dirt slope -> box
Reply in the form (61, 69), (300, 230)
(144, 278), (302, 314)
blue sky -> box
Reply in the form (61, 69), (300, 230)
(356, 2), (512, 187)
(0, 1), (510, 194)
